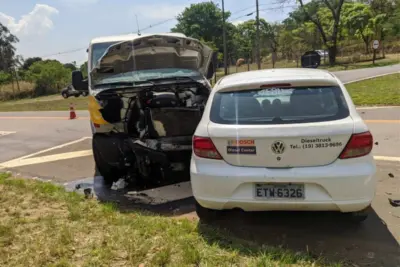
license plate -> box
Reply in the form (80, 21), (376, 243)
(254, 183), (305, 199)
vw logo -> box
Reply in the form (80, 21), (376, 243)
(271, 141), (285, 154)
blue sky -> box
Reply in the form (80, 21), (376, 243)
(0, 0), (296, 65)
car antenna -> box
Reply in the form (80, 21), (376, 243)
(135, 14), (141, 36)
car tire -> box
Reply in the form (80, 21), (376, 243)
(195, 200), (221, 223)
(346, 205), (371, 223)
(62, 93), (68, 99)
(92, 139), (122, 185)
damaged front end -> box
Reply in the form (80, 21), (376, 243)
(92, 79), (211, 184)
(87, 34), (217, 184)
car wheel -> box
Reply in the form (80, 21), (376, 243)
(82, 92), (88, 97)
(195, 200), (221, 223)
(62, 93), (68, 99)
(346, 205), (371, 223)
(92, 139), (122, 185)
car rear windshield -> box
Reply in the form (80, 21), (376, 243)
(210, 86), (350, 125)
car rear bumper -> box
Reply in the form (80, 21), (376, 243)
(190, 155), (377, 213)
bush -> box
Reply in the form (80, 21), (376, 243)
(0, 71), (12, 85)
(26, 61), (71, 96)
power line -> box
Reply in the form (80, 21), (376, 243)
(38, 3), (297, 59)
(229, 5), (297, 22)
(40, 47), (87, 58)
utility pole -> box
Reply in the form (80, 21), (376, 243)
(222, 0), (228, 75)
(255, 0), (261, 70)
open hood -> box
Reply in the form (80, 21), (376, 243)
(91, 34), (216, 79)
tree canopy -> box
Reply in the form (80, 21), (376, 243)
(171, 1), (400, 66)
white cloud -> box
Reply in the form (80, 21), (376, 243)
(0, 4), (59, 36)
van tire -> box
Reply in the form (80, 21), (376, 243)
(92, 140), (121, 185)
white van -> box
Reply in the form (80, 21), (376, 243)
(72, 33), (217, 185)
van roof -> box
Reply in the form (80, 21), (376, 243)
(89, 32), (187, 45)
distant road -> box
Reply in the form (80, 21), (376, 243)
(333, 64), (400, 84)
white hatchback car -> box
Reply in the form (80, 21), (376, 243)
(190, 68), (376, 222)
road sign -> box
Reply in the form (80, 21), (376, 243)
(372, 40), (379, 50)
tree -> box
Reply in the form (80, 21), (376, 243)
(22, 57), (42, 70)
(26, 60), (71, 96)
(171, 2), (233, 55)
(232, 19), (281, 66)
(63, 63), (77, 71)
(284, 0), (346, 65)
(0, 23), (19, 72)
(342, 3), (375, 54)
(80, 61), (88, 77)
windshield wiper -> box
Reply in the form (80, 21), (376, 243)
(93, 80), (154, 88)
(145, 76), (196, 83)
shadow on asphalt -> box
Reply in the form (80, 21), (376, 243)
(72, 170), (400, 266)
(197, 209), (400, 267)
(87, 169), (196, 217)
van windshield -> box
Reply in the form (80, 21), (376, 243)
(89, 41), (203, 88)
(91, 42), (118, 70)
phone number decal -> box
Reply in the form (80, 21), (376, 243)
(290, 142), (343, 149)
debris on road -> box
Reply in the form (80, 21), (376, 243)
(111, 178), (127, 190)
(83, 188), (93, 199)
(388, 198), (400, 207)
(374, 142), (379, 145)
(388, 173), (394, 178)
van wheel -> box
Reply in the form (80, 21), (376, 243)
(195, 200), (221, 223)
(346, 205), (371, 223)
(92, 140), (122, 185)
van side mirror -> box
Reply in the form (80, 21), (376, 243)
(72, 71), (89, 92)
(206, 51), (217, 80)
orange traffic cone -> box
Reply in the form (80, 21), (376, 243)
(69, 103), (77, 120)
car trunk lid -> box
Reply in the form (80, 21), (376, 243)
(208, 118), (354, 168)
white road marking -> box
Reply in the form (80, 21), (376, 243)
(0, 150), (93, 169)
(374, 156), (400, 162)
(14, 136), (92, 161)
(0, 131), (16, 137)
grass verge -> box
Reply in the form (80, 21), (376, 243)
(0, 95), (88, 112)
(0, 173), (338, 267)
(346, 73), (400, 106)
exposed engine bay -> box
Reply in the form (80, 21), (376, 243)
(92, 79), (210, 184)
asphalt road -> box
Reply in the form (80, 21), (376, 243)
(0, 66), (399, 266)
(334, 63), (400, 83)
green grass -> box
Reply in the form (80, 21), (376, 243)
(346, 73), (400, 106)
(0, 95), (88, 112)
(0, 173), (338, 266)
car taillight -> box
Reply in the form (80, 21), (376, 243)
(193, 136), (222, 160)
(339, 131), (373, 159)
